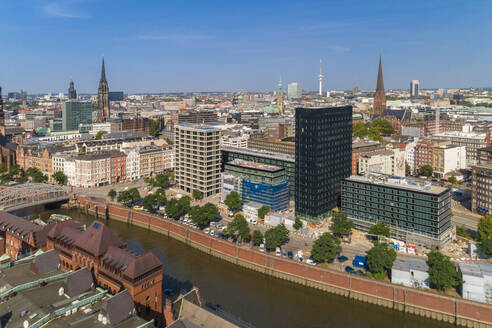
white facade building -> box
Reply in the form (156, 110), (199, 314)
(221, 134), (249, 148)
(287, 82), (302, 99)
(391, 258), (429, 288)
(359, 148), (406, 177)
(243, 202), (263, 223)
(432, 145), (467, 177)
(459, 262), (492, 304)
(121, 147), (140, 181)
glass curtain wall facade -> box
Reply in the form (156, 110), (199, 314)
(295, 106), (352, 222)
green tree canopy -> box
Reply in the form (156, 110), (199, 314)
(225, 214), (250, 240)
(369, 222), (391, 238)
(224, 191), (242, 211)
(9, 165), (20, 176)
(153, 173), (170, 188)
(52, 171), (67, 185)
(257, 205), (270, 220)
(150, 119), (160, 137)
(192, 189), (203, 200)
(448, 176), (457, 185)
(479, 238), (492, 258)
(405, 161), (411, 175)
(108, 189), (117, 201)
(165, 138), (173, 145)
(293, 217), (303, 231)
(478, 215), (492, 241)
(252, 230), (263, 246)
(142, 194), (157, 211)
(95, 130), (108, 140)
(0, 163), (7, 173)
(117, 188), (141, 205)
(311, 232), (341, 263)
(427, 250), (462, 291)
(366, 243), (397, 278)
(370, 118), (394, 136)
(332, 212), (354, 236)
(190, 203), (220, 227)
(419, 165), (434, 177)
(25, 167), (46, 183)
(165, 196), (191, 218)
(264, 224), (289, 250)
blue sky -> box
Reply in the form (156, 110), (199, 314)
(2, 0), (492, 93)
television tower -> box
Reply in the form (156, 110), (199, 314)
(318, 59), (323, 96)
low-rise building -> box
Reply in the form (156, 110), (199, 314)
(391, 258), (429, 289)
(221, 134), (249, 148)
(459, 262), (492, 304)
(351, 140), (383, 175)
(431, 144), (466, 177)
(358, 148), (406, 177)
(248, 137), (295, 156)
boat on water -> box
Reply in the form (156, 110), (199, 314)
(33, 218), (47, 226)
(48, 214), (71, 223)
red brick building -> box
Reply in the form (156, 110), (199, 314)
(415, 140), (433, 172)
(46, 220), (163, 323)
(110, 153), (127, 184)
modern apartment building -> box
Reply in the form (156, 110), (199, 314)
(62, 101), (93, 131)
(175, 124), (221, 197)
(472, 163), (492, 215)
(287, 82), (302, 99)
(341, 173), (452, 248)
(223, 159), (289, 211)
(221, 146), (295, 198)
(295, 106), (352, 221)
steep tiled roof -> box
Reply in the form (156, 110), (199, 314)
(31, 249), (60, 275)
(0, 211), (43, 243)
(64, 268), (94, 297)
(74, 221), (124, 257)
(102, 246), (162, 280)
(102, 290), (135, 326)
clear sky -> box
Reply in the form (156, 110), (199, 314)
(2, 0), (492, 94)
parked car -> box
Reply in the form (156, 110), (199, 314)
(133, 205), (142, 211)
(282, 251), (287, 258)
(287, 251), (294, 259)
(357, 270), (366, 277)
(204, 228), (210, 234)
(345, 266), (356, 274)
(210, 229), (215, 236)
(275, 247), (281, 257)
(259, 244), (265, 252)
(337, 255), (348, 263)
(306, 257), (316, 265)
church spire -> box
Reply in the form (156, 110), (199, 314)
(100, 56), (107, 83)
(373, 55), (386, 116)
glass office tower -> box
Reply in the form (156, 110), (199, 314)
(295, 106), (352, 222)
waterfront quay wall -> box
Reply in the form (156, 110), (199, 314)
(78, 196), (492, 328)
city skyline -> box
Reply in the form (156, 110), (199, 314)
(2, 1), (492, 93)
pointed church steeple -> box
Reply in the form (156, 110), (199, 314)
(97, 56), (110, 121)
(373, 55), (386, 116)
(100, 56), (107, 83)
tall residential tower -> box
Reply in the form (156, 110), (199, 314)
(97, 57), (110, 121)
(295, 106), (353, 222)
(373, 56), (386, 116)
(277, 78), (284, 114)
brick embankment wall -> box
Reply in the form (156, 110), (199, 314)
(76, 196), (492, 328)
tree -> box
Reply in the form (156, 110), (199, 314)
(369, 118), (394, 136)
(293, 217), (303, 231)
(369, 222), (391, 238)
(366, 243), (397, 279)
(117, 188), (141, 205)
(427, 250), (462, 291)
(190, 203), (219, 227)
(448, 176), (457, 185)
(52, 171), (67, 185)
(9, 165), (20, 176)
(405, 161), (411, 175)
(108, 189), (117, 201)
(153, 174), (169, 188)
(264, 224), (289, 250)
(165, 138), (173, 145)
(311, 233), (341, 263)
(257, 205), (270, 220)
(166, 196), (191, 218)
(144, 177), (154, 185)
(192, 189), (203, 200)
(0, 163), (7, 173)
(25, 167), (46, 183)
(142, 194), (157, 211)
(353, 122), (368, 138)
(419, 165), (434, 177)
(224, 191), (242, 211)
(332, 212), (354, 237)
(150, 119), (160, 137)
(154, 188), (167, 207)
(95, 130), (108, 140)
(478, 215), (492, 241)
(225, 214), (250, 241)
(15, 176), (28, 184)
(252, 230), (263, 246)
(479, 238), (492, 258)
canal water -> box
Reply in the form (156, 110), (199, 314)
(25, 207), (454, 328)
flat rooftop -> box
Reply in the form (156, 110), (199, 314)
(222, 146), (295, 163)
(392, 258), (428, 272)
(345, 173), (449, 195)
(226, 159), (283, 172)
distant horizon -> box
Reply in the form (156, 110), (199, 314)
(2, 1), (492, 93)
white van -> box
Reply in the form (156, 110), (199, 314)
(275, 247), (281, 257)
